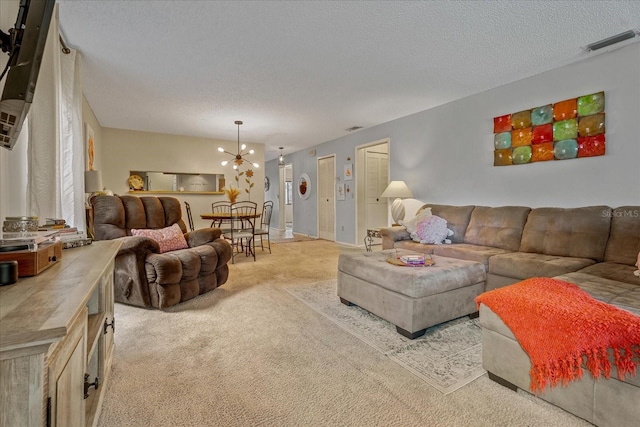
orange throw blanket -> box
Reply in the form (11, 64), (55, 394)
(476, 277), (640, 393)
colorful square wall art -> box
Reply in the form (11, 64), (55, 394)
(493, 92), (605, 166)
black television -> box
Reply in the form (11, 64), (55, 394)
(0, 0), (55, 150)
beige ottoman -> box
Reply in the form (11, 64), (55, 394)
(337, 250), (486, 339)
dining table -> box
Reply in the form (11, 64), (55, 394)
(200, 212), (262, 259)
(200, 212), (261, 223)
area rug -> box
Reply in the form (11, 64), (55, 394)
(285, 280), (486, 394)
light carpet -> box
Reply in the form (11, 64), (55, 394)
(98, 240), (590, 426)
(269, 233), (317, 243)
(285, 280), (485, 394)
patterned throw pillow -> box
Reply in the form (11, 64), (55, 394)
(414, 215), (453, 244)
(131, 223), (189, 253)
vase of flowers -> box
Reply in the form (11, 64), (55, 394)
(225, 187), (240, 203)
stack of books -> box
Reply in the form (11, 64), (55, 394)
(37, 219), (92, 248)
(40, 218), (73, 230)
(400, 254), (426, 266)
(0, 230), (60, 251)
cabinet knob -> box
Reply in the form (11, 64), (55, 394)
(84, 374), (99, 399)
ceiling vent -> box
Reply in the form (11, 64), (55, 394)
(346, 126), (362, 132)
(585, 30), (639, 52)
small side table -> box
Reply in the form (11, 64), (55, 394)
(364, 227), (382, 252)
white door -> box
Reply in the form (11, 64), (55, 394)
(366, 149), (389, 228)
(317, 156), (335, 241)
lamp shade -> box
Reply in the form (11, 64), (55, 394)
(380, 181), (413, 224)
(380, 181), (413, 199)
(84, 170), (103, 193)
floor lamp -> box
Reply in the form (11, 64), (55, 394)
(380, 181), (413, 225)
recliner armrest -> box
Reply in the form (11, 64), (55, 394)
(115, 235), (160, 256)
(185, 227), (222, 247)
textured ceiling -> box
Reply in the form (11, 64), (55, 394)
(56, 1), (640, 160)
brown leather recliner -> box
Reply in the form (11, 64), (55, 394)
(91, 195), (232, 309)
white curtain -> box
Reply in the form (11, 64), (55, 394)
(59, 50), (85, 229)
(25, 5), (86, 231)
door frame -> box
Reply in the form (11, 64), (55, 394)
(316, 154), (336, 241)
(355, 138), (390, 247)
(278, 163), (293, 231)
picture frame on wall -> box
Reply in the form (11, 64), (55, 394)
(344, 163), (353, 181)
(85, 123), (95, 170)
(337, 183), (346, 201)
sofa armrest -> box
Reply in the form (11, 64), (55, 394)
(185, 227), (222, 247)
(380, 226), (410, 249)
(115, 235), (160, 255)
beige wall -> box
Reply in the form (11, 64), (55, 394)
(100, 127), (265, 229)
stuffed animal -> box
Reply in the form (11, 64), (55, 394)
(634, 252), (640, 277)
(413, 215), (454, 245)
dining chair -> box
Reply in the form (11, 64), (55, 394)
(229, 201), (257, 263)
(254, 201), (273, 253)
(211, 200), (232, 234)
(184, 201), (195, 231)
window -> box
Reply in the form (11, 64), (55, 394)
(285, 181), (292, 205)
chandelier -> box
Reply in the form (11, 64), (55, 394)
(278, 147), (285, 166)
(218, 120), (259, 170)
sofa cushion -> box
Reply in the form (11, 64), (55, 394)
(604, 206), (640, 265)
(92, 195), (127, 240)
(572, 262), (640, 286)
(432, 243), (511, 269)
(488, 252), (596, 280)
(519, 206), (611, 261)
(121, 196), (149, 230)
(393, 240), (437, 254)
(417, 204), (475, 244)
(554, 270), (640, 317)
(119, 195), (188, 234)
(463, 206), (530, 251)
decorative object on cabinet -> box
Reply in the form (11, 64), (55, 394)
(127, 173), (144, 190)
(298, 173), (310, 200)
(493, 92), (605, 166)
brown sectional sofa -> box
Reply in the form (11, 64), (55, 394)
(380, 204), (640, 426)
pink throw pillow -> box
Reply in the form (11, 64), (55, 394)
(131, 223), (189, 253)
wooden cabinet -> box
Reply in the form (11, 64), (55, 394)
(0, 240), (121, 427)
